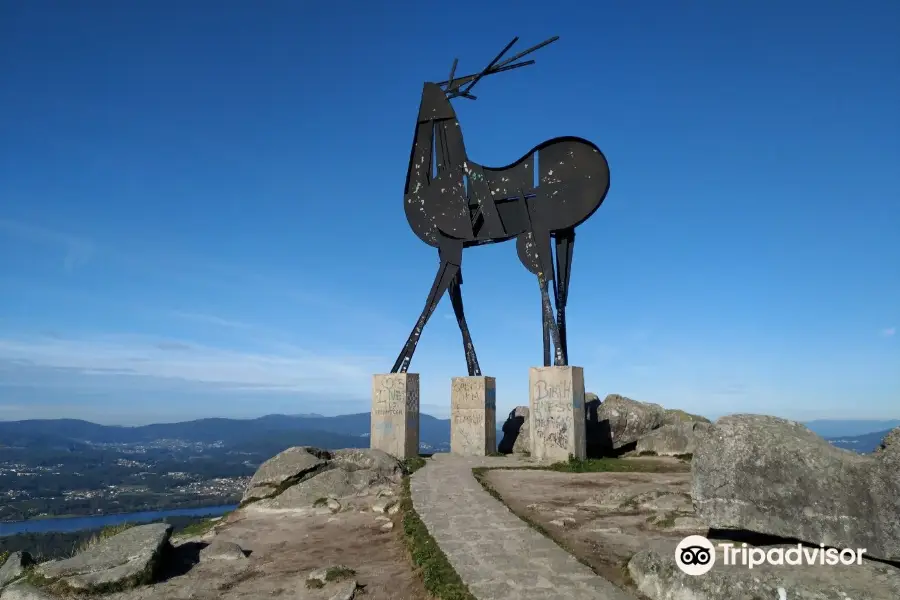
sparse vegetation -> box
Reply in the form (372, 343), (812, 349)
(400, 466), (476, 600)
(646, 513), (677, 528)
(0, 550), (8, 567)
(75, 523), (134, 554)
(551, 455), (689, 473)
(403, 456), (427, 474)
(313, 497), (329, 507)
(324, 566), (356, 582)
(305, 566), (356, 590)
(173, 515), (226, 539)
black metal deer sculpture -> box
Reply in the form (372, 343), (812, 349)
(391, 36), (610, 376)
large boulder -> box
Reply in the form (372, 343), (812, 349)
(661, 408), (711, 425)
(242, 446), (331, 503)
(331, 448), (404, 483)
(635, 422), (712, 456)
(591, 394), (668, 451)
(35, 523), (172, 592)
(628, 540), (900, 600)
(692, 415), (900, 561)
(498, 406), (530, 454)
(244, 447), (404, 512)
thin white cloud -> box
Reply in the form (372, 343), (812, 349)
(0, 334), (382, 395)
(881, 327), (896, 338)
(0, 218), (95, 272)
(168, 311), (256, 330)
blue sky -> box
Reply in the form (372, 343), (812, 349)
(1, 1), (898, 425)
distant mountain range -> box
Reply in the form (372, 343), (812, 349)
(802, 419), (900, 438)
(0, 414), (895, 455)
(0, 413), (457, 453)
(823, 429), (893, 454)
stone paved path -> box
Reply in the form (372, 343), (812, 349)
(410, 454), (636, 600)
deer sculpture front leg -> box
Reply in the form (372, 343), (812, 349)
(391, 239), (482, 375)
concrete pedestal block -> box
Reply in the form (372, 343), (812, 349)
(450, 376), (497, 456)
(528, 366), (586, 461)
(370, 373), (419, 459)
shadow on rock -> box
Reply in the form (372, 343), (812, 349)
(156, 542), (207, 581)
(708, 528), (900, 570)
(498, 409), (526, 454)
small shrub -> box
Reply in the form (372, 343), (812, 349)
(0, 550), (8, 568)
(313, 497), (329, 508)
(324, 566), (356, 582)
(403, 456), (427, 474)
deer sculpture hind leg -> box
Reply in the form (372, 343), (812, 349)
(515, 195), (565, 367)
(448, 272), (482, 376)
(553, 229), (575, 365)
(391, 239), (464, 374)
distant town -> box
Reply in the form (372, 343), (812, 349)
(0, 413), (453, 523)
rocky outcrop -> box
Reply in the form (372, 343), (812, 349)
(874, 425), (900, 455)
(35, 523), (172, 592)
(0, 552), (34, 589)
(242, 446), (331, 503)
(635, 421), (711, 456)
(661, 407), (711, 425)
(502, 394), (709, 457)
(244, 447), (404, 513)
(692, 414), (900, 561)
(628, 541), (900, 600)
(589, 394), (669, 452)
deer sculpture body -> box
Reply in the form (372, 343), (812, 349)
(391, 36), (610, 376)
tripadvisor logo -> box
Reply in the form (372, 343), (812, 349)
(675, 535), (867, 576)
(675, 535), (716, 575)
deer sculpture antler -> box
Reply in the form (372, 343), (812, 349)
(439, 35), (560, 100)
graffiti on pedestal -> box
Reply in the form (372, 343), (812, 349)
(374, 377), (419, 417)
(532, 378), (572, 449)
(453, 411), (485, 426)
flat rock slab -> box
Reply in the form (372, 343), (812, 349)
(0, 582), (56, 600)
(0, 552), (34, 589)
(36, 522), (172, 591)
(411, 454), (636, 600)
(629, 539), (900, 600)
(481, 467), (699, 591)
